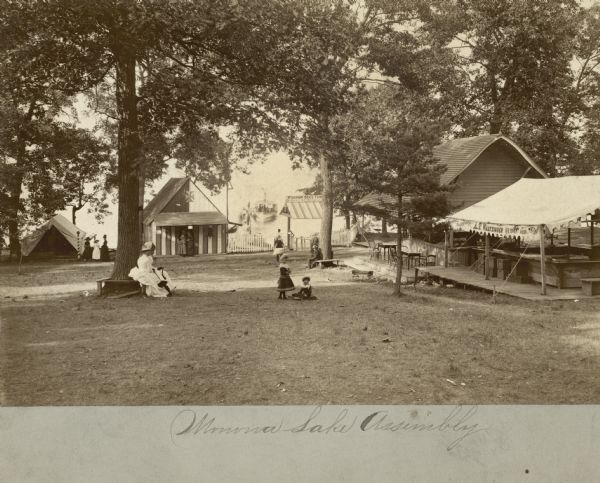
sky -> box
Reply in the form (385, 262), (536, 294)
(59, 150), (320, 245)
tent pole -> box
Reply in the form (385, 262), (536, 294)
(540, 224), (546, 296)
(485, 233), (490, 280)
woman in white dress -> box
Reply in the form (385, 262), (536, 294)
(128, 242), (174, 297)
(92, 239), (101, 261)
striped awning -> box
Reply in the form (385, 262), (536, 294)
(280, 195), (323, 219)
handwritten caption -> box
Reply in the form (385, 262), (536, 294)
(170, 405), (486, 451)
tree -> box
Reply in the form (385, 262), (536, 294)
(288, 0), (462, 258)
(334, 85), (451, 295)
(419, 0), (588, 175)
(1, 0), (362, 278)
(58, 128), (112, 226)
(0, 77), (110, 258)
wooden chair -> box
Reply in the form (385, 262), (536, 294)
(421, 253), (437, 266)
(368, 239), (381, 260)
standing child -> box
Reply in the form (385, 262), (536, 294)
(276, 254), (295, 299)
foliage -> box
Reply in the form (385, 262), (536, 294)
(418, 0), (598, 176)
(0, 0), (364, 275)
(334, 85), (451, 292)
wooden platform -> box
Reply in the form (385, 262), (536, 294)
(417, 265), (593, 301)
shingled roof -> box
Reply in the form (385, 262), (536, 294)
(355, 134), (547, 213)
(143, 177), (188, 225)
(434, 134), (546, 184)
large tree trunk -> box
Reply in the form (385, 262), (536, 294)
(111, 51), (141, 280)
(7, 167), (24, 260)
(320, 151), (334, 259)
(139, 167), (145, 247)
(393, 193), (403, 296)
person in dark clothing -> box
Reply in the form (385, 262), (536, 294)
(292, 276), (317, 300)
(100, 235), (110, 261)
(273, 229), (285, 264)
(276, 254), (295, 299)
(82, 237), (92, 261)
(308, 243), (323, 268)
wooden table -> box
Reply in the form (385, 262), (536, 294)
(378, 242), (397, 262)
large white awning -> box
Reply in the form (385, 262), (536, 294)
(446, 176), (600, 243)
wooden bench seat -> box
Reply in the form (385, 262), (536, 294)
(313, 259), (345, 268)
(352, 269), (373, 279)
(97, 278), (143, 297)
(581, 277), (600, 296)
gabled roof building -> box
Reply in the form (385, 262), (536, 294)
(355, 134), (547, 214)
(143, 177), (227, 255)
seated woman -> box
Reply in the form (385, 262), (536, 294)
(128, 242), (174, 297)
(308, 243), (323, 268)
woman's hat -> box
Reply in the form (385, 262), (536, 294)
(302, 276), (310, 282)
(141, 241), (155, 252)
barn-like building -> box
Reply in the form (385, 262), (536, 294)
(355, 134), (548, 213)
(143, 177), (227, 256)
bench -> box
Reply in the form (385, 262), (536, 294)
(581, 277), (600, 296)
(97, 278), (143, 297)
(313, 259), (345, 268)
(352, 269), (373, 280)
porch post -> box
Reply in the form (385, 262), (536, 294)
(540, 224), (546, 296)
(484, 233), (490, 280)
(444, 230), (449, 268)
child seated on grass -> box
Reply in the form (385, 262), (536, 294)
(292, 276), (317, 300)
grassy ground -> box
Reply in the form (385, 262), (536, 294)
(1, 250), (600, 405)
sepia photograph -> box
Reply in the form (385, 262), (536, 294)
(1, 0), (600, 480)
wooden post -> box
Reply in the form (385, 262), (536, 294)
(484, 233), (490, 280)
(567, 227), (571, 252)
(287, 216), (291, 249)
(540, 224), (546, 296)
(444, 230), (449, 268)
(449, 228), (454, 248)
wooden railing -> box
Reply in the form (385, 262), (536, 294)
(227, 233), (273, 253)
(293, 227), (357, 251)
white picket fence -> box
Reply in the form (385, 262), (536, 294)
(294, 227), (356, 250)
(227, 233), (273, 253)
(332, 226), (356, 247)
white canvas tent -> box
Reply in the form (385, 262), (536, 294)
(21, 214), (86, 257)
(446, 176), (600, 295)
(446, 176), (600, 243)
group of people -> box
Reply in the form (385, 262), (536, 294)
(274, 231), (319, 301)
(276, 254), (316, 300)
(176, 231), (193, 256)
(127, 229), (322, 299)
(81, 235), (110, 261)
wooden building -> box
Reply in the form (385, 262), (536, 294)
(355, 134), (548, 213)
(143, 177), (227, 256)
